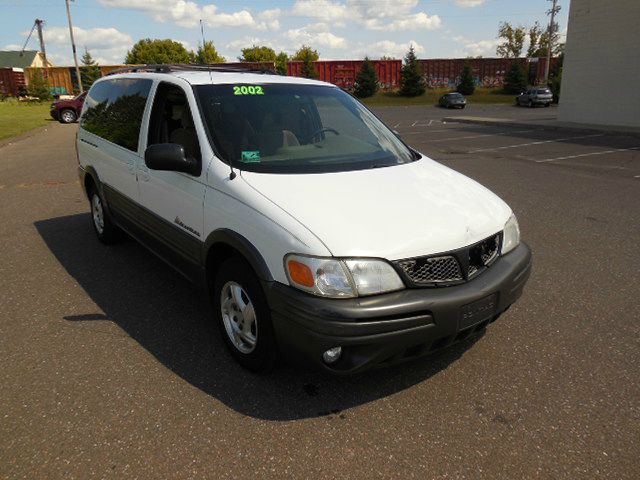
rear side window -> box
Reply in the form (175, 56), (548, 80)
(81, 78), (152, 152)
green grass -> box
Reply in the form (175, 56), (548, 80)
(361, 87), (515, 107)
(0, 99), (52, 141)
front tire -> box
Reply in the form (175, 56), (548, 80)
(89, 187), (121, 244)
(59, 109), (77, 124)
(213, 257), (277, 372)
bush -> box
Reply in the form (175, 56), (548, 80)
(456, 65), (475, 95)
(354, 57), (378, 98)
(26, 70), (51, 101)
(503, 62), (527, 94)
(399, 46), (425, 97)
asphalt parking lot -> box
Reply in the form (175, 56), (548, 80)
(1, 108), (639, 479)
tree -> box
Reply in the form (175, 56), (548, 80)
(125, 39), (194, 64)
(292, 45), (319, 79)
(537, 20), (564, 57)
(292, 45), (319, 62)
(27, 69), (51, 100)
(496, 22), (526, 58)
(239, 45), (276, 62)
(80, 49), (101, 90)
(503, 62), (527, 94)
(195, 40), (225, 64)
(379, 55), (397, 60)
(354, 57), (378, 98)
(457, 64), (475, 95)
(399, 46), (425, 97)
(275, 51), (288, 75)
(527, 22), (543, 57)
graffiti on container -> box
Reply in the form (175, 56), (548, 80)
(423, 74), (505, 88)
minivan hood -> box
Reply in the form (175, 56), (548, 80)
(240, 157), (512, 260)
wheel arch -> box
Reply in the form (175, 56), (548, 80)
(203, 229), (275, 288)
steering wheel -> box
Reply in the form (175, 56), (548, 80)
(308, 127), (339, 143)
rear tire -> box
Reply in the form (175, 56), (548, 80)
(88, 186), (121, 245)
(213, 257), (278, 372)
(59, 109), (77, 124)
(544, 103), (551, 107)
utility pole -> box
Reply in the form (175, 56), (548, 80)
(544, 0), (560, 84)
(65, 0), (83, 92)
(35, 19), (48, 67)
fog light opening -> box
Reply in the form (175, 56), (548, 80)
(322, 346), (342, 364)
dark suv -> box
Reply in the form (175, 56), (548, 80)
(50, 92), (86, 123)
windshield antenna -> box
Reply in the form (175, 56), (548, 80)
(200, 19), (236, 180)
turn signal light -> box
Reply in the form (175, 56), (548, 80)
(287, 260), (315, 287)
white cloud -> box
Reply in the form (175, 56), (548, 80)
(258, 9), (281, 30)
(452, 36), (500, 57)
(292, 0), (348, 22)
(291, 0), (441, 31)
(284, 27), (347, 49)
(98, 0), (279, 30)
(355, 40), (424, 59)
(454, 0), (486, 7)
(35, 26), (133, 64)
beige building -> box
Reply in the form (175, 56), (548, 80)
(558, 0), (640, 129)
(0, 50), (53, 69)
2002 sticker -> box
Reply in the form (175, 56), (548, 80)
(233, 85), (264, 95)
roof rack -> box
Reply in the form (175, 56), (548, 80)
(106, 63), (276, 76)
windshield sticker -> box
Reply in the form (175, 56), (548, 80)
(241, 151), (261, 163)
(233, 85), (264, 95)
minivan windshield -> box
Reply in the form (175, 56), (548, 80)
(195, 83), (416, 173)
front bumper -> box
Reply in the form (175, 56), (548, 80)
(265, 243), (532, 374)
(50, 109), (59, 120)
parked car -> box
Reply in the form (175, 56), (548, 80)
(439, 92), (467, 109)
(50, 91), (86, 123)
(76, 66), (532, 374)
(516, 88), (552, 107)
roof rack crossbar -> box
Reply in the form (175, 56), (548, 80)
(106, 63), (276, 76)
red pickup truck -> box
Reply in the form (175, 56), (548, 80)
(50, 91), (86, 124)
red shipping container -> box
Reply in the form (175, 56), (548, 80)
(0, 67), (26, 97)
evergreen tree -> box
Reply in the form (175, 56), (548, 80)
(80, 49), (101, 90)
(354, 57), (378, 98)
(27, 69), (51, 100)
(399, 46), (425, 97)
(456, 64), (475, 95)
(503, 62), (527, 94)
(293, 45), (319, 79)
(275, 51), (289, 75)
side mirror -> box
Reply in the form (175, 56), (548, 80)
(145, 143), (200, 176)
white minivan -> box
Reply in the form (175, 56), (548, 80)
(77, 65), (531, 374)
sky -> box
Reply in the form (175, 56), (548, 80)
(0, 0), (569, 66)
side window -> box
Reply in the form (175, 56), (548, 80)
(81, 78), (152, 152)
(147, 82), (201, 161)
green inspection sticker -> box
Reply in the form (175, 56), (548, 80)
(241, 151), (261, 163)
(233, 85), (265, 95)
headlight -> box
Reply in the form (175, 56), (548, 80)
(285, 254), (404, 298)
(501, 213), (520, 255)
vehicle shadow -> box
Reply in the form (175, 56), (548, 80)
(35, 213), (483, 421)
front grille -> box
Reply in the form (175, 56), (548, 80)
(394, 233), (502, 287)
(397, 256), (463, 284)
